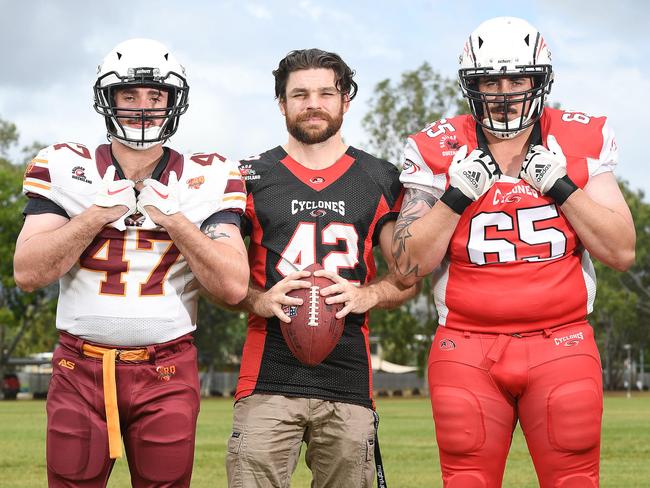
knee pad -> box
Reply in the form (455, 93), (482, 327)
(556, 474), (598, 488)
(131, 400), (197, 483)
(431, 386), (485, 454)
(47, 401), (108, 480)
(445, 472), (487, 488)
(548, 378), (602, 452)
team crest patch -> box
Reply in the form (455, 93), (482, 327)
(440, 135), (461, 157)
(239, 164), (260, 181)
(310, 176), (325, 184)
(439, 339), (456, 350)
(186, 175), (205, 189)
(71, 166), (92, 184)
(282, 305), (298, 318)
(156, 365), (176, 381)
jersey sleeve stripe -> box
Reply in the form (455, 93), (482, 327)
(25, 165), (51, 183)
(24, 180), (51, 191)
(225, 179), (246, 194)
(223, 195), (247, 202)
(31, 158), (48, 164)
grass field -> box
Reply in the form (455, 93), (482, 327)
(1, 393), (649, 487)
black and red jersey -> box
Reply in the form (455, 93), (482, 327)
(236, 145), (402, 407)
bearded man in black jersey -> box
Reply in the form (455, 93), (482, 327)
(226, 49), (416, 488)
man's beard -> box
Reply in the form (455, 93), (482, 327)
(286, 107), (343, 145)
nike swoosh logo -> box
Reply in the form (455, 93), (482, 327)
(107, 185), (132, 196)
(151, 187), (169, 199)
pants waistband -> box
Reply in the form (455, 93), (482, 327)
(58, 331), (194, 363)
(445, 322), (586, 340)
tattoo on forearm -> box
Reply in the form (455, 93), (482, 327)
(392, 188), (436, 278)
(203, 223), (231, 240)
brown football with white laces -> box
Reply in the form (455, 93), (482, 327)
(281, 263), (345, 366)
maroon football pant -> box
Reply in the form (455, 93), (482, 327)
(46, 332), (200, 488)
(428, 322), (602, 488)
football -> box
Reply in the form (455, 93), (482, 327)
(281, 263), (345, 366)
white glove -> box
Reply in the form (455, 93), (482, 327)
(520, 135), (567, 194)
(137, 171), (180, 228)
(93, 165), (136, 231)
(448, 145), (500, 200)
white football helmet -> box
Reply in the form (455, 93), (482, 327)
(458, 17), (553, 139)
(94, 38), (189, 150)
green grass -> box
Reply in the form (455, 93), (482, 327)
(1, 393), (649, 487)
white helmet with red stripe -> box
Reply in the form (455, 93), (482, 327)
(458, 17), (553, 139)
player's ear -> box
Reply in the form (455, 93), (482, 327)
(278, 98), (287, 116)
(342, 93), (350, 114)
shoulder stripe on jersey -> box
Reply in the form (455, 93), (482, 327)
(32, 158), (48, 164)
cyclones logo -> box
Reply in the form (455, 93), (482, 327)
(310, 176), (325, 184)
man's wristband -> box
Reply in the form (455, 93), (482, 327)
(440, 186), (473, 215)
(545, 175), (578, 205)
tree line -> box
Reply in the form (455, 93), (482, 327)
(1, 63), (647, 390)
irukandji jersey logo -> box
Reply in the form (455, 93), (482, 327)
(71, 166), (92, 184)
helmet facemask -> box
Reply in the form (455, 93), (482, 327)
(459, 66), (552, 139)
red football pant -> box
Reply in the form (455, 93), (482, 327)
(46, 332), (200, 488)
(428, 322), (602, 488)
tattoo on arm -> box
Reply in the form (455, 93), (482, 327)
(202, 223), (231, 241)
(392, 188), (437, 278)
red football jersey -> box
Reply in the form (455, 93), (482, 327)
(401, 108), (618, 334)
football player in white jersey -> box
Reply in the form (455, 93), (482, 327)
(13, 38), (248, 487)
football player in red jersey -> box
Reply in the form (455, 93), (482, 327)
(392, 17), (635, 488)
(13, 38), (249, 487)
(225, 49), (416, 488)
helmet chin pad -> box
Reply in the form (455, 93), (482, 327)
(109, 122), (166, 150)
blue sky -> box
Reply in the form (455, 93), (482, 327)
(1, 0), (649, 196)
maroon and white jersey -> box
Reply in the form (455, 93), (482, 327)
(401, 108), (618, 334)
(23, 143), (246, 346)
